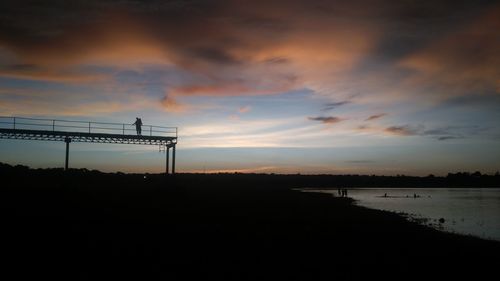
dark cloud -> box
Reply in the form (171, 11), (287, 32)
(0, 0), (285, 63)
(1, 0), (495, 65)
(423, 125), (494, 141)
(0, 0), (497, 104)
(356, 0), (497, 64)
(423, 128), (455, 136)
(365, 113), (386, 121)
(424, 128), (463, 141)
(357, 125), (369, 130)
(322, 101), (350, 111)
(185, 47), (240, 65)
(308, 116), (345, 124)
(384, 125), (492, 140)
(440, 94), (500, 108)
(4, 63), (38, 71)
(384, 125), (420, 136)
(437, 136), (462, 141)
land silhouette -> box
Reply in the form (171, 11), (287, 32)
(1, 163), (499, 280)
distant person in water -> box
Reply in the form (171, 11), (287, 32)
(133, 117), (143, 135)
(341, 189), (348, 197)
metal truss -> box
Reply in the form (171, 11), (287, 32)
(0, 128), (177, 174)
(0, 129), (176, 147)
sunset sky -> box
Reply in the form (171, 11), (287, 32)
(1, 0), (499, 175)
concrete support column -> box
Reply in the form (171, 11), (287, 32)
(165, 146), (170, 174)
(172, 145), (176, 175)
(64, 137), (71, 170)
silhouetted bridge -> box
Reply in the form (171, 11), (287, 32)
(0, 116), (177, 174)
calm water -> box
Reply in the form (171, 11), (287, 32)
(307, 188), (500, 241)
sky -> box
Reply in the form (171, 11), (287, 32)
(0, 0), (499, 175)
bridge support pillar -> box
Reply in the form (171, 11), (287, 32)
(172, 144), (176, 175)
(165, 146), (170, 174)
(64, 137), (71, 170)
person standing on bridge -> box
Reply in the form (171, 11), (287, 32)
(133, 117), (143, 135)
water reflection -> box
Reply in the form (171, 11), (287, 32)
(308, 188), (500, 241)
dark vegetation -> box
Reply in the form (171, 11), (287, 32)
(2, 163), (499, 188)
(1, 163), (499, 280)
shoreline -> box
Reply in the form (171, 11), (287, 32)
(1, 165), (500, 280)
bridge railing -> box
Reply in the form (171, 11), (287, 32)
(0, 116), (177, 138)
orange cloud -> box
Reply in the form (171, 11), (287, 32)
(160, 96), (189, 113)
(0, 0), (497, 117)
(169, 80), (297, 97)
(0, 67), (109, 83)
(238, 106), (251, 114)
(0, 99), (155, 117)
(0, 0), (377, 98)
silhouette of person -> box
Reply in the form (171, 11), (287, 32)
(133, 117), (143, 135)
(341, 189), (348, 197)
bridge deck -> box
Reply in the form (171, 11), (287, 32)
(0, 116), (178, 173)
(0, 128), (176, 146)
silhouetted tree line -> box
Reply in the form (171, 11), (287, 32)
(1, 162), (499, 188)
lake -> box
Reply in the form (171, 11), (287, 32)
(305, 188), (500, 241)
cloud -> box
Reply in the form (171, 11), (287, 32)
(381, 125), (489, 140)
(0, 0), (377, 102)
(168, 83), (284, 97)
(264, 57), (290, 64)
(440, 94), (500, 109)
(384, 125), (420, 136)
(0, 84), (160, 117)
(422, 128), (455, 136)
(421, 125), (492, 141)
(160, 96), (189, 113)
(0, 64), (110, 83)
(238, 106), (252, 114)
(365, 113), (386, 121)
(396, 4), (500, 101)
(0, 98), (157, 117)
(308, 116), (345, 124)
(357, 125), (370, 130)
(437, 136), (462, 141)
(185, 47), (241, 65)
(0, 0), (498, 121)
(322, 101), (351, 111)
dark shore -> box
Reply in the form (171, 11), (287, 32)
(1, 164), (499, 280)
